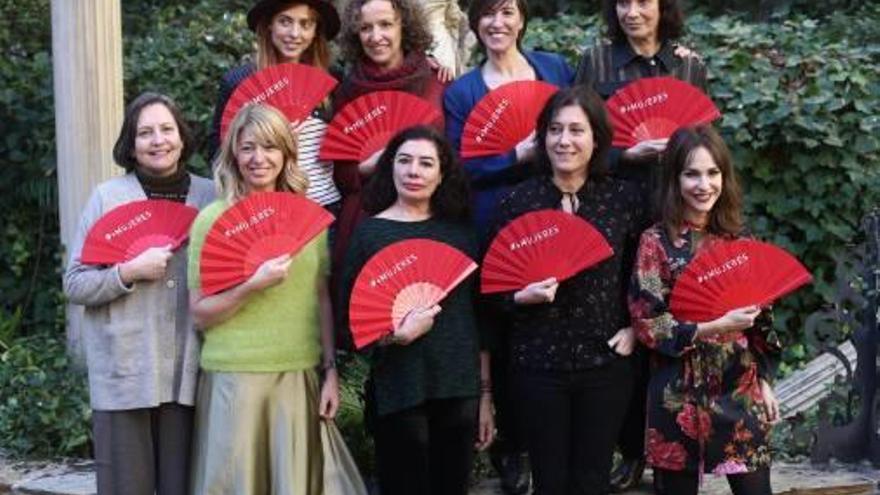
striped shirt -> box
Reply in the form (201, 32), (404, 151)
(297, 115), (342, 206)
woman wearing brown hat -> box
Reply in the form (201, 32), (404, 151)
(209, 0), (343, 213)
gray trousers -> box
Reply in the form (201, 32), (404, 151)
(92, 403), (194, 495)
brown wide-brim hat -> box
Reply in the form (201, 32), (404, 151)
(247, 0), (341, 40)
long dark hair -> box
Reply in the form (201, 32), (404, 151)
(659, 125), (743, 241)
(603, 0), (684, 43)
(532, 85), (612, 180)
(363, 126), (471, 223)
(112, 92), (194, 172)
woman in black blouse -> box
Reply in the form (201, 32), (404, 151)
(486, 85), (649, 495)
(337, 126), (494, 495)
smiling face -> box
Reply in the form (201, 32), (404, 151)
(392, 138), (442, 207)
(545, 104), (595, 180)
(679, 146), (723, 225)
(133, 103), (183, 178)
(358, 0), (403, 69)
(269, 3), (318, 63)
(235, 125), (285, 193)
(477, 0), (524, 56)
(616, 0), (660, 44)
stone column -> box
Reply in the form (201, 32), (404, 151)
(51, 0), (124, 361)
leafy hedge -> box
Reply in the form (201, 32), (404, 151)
(0, 0), (877, 459)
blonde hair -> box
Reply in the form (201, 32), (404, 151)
(255, 4), (331, 71)
(214, 104), (309, 202)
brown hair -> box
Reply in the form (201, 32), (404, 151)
(659, 125), (743, 241)
(112, 92), (194, 172)
(213, 104), (308, 202)
(603, 0), (684, 43)
(254, 2), (332, 70)
(338, 0), (433, 63)
(467, 0), (529, 53)
(532, 85), (612, 180)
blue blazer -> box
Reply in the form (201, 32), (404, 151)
(443, 51), (573, 236)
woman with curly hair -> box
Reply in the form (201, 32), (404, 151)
(338, 126), (494, 495)
(208, 0), (343, 212)
(629, 125), (780, 495)
(188, 104), (342, 494)
(331, 0), (450, 299)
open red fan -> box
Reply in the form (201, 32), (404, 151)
(460, 80), (559, 159)
(81, 200), (198, 265)
(670, 239), (812, 322)
(318, 90), (442, 162)
(349, 238), (477, 349)
(606, 77), (720, 148)
(199, 192), (333, 295)
(480, 209), (613, 293)
(220, 63), (338, 141)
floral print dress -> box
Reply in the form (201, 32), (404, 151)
(629, 224), (782, 475)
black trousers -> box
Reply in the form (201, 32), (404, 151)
(373, 397), (478, 495)
(616, 346), (650, 459)
(92, 403), (194, 495)
(514, 360), (633, 495)
(654, 468), (772, 495)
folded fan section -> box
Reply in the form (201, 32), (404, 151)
(460, 80), (559, 158)
(349, 238), (477, 349)
(220, 62), (338, 141)
(606, 77), (721, 148)
(81, 200), (198, 265)
(199, 192), (334, 295)
(669, 238), (812, 322)
(480, 209), (614, 293)
(318, 90), (442, 162)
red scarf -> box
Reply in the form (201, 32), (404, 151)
(335, 52), (434, 108)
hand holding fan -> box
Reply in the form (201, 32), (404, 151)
(318, 90), (442, 162)
(220, 63), (338, 141)
(606, 77), (720, 148)
(349, 238), (477, 349)
(670, 239), (812, 323)
(480, 209), (614, 293)
(81, 199), (198, 265)
(199, 192), (334, 295)
(460, 80), (559, 159)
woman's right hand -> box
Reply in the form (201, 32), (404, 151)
(514, 130), (536, 162)
(622, 138), (668, 162)
(243, 254), (293, 292)
(119, 244), (173, 284)
(697, 305), (761, 339)
(357, 147), (384, 176)
(392, 304), (441, 345)
(513, 277), (559, 305)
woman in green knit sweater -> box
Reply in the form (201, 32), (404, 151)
(338, 126), (495, 495)
(187, 104), (339, 494)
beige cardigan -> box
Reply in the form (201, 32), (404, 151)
(64, 173), (214, 410)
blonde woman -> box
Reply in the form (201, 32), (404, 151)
(209, 0), (342, 212)
(189, 104), (339, 494)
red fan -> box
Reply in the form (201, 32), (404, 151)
(199, 192), (333, 295)
(460, 80), (559, 158)
(670, 239), (812, 322)
(220, 63), (338, 141)
(606, 77), (721, 148)
(318, 90), (442, 162)
(349, 238), (477, 349)
(81, 200), (198, 265)
(480, 209), (613, 293)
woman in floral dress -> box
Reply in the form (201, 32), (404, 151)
(629, 125), (781, 495)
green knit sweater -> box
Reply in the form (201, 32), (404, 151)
(188, 200), (328, 372)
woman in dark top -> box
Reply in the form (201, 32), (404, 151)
(338, 126), (494, 495)
(331, 0), (450, 282)
(486, 86), (649, 494)
(209, 0), (342, 209)
(629, 126), (780, 495)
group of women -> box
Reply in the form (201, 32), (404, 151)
(63, 0), (782, 494)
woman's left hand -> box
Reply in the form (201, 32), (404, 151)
(319, 368), (340, 420)
(759, 379), (781, 424)
(607, 327), (636, 356)
(474, 394), (495, 451)
(427, 55), (455, 83)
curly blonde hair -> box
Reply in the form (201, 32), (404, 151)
(338, 0), (433, 63)
(213, 104), (309, 202)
